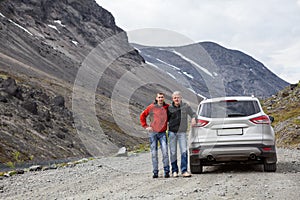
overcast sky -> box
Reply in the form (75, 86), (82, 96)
(97, 0), (300, 84)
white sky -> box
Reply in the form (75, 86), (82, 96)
(97, 0), (300, 84)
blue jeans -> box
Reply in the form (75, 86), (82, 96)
(149, 132), (170, 175)
(168, 131), (188, 173)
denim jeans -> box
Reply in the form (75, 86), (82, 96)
(149, 132), (170, 175)
(168, 131), (188, 173)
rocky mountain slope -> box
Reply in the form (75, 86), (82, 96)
(0, 75), (90, 165)
(0, 0), (145, 164)
(133, 42), (289, 98)
(0, 0), (196, 165)
(263, 82), (300, 148)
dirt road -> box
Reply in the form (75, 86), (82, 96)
(0, 148), (299, 200)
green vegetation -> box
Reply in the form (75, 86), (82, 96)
(3, 151), (35, 169)
(5, 161), (15, 168)
(13, 151), (21, 163)
(270, 106), (300, 126)
(132, 143), (150, 153)
(29, 155), (34, 160)
(294, 118), (300, 126)
(4, 151), (23, 169)
(0, 73), (8, 79)
(0, 71), (23, 83)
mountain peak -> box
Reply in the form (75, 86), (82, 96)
(133, 42), (289, 98)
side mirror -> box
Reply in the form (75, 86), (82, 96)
(268, 116), (274, 123)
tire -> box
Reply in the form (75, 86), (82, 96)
(264, 162), (277, 172)
(190, 162), (203, 174)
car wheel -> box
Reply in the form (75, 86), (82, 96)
(263, 161), (277, 172)
(190, 162), (203, 174)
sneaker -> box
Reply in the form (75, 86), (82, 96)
(172, 172), (179, 178)
(153, 174), (158, 178)
(164, 173), (170, 178)
(182, 171), (192, 177)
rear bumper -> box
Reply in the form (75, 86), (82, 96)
(189, 144), (277, 165)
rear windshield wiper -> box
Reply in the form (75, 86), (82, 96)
(227, 113), (247, 117)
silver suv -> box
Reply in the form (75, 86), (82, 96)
(189, 96), (277, 173)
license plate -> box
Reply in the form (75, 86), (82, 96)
(217, 128), (244, 136)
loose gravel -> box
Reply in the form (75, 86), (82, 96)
(0, 148), (299, 200)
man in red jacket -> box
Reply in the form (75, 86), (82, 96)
(140, 92), (170, 178)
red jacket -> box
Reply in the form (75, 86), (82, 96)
(140, 102), (169, 133)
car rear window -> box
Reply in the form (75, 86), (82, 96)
(199, 100), (261, 118)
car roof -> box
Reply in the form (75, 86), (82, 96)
(201, 96), (259, 103)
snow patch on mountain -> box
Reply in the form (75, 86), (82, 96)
(145, 61), (159, 69)
(48, 24), (59, 32)
(156, 58), (180, 70)
(54, 20), (65, 27)
(171, 50), (214, 77)
(183, 71), (194, 79)
(1, 12), (33, 36)
(167, 72), (176, 79)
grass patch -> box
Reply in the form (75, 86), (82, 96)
(132, 143), (150, 153)
(5, 161), (15, 168)
(0, 71), (24, 83)
(271, 106), (300, 126)
(0, 73), (9, 79)
(294, 118), (300, 125)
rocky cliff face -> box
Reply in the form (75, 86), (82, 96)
(0, 0), (152, 165)
(0, 0), (144, 82)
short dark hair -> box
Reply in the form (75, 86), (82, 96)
(154, 92), (165, 103)
(156, 92), (165, 97)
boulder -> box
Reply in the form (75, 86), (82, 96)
(22, 101), (38, 115)
(52, 95), (65, 107)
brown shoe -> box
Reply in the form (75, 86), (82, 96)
(182, 172), (192, 177)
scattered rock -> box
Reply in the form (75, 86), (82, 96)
(52, 95), (65, 107)
(56, 133), (66, 139)
(116, 147), (127, 157)
(0, 96), (7, 103)
(16, 169), (25, 174)
(2, 78), (22, 99)
(22, 101), (38, 115)
(29, 165), (42, 171)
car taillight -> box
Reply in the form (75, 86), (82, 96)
(193, 119), (209, 127)
(262, 147), (272, 151)
(192, 149), (200, 154)
(250, 115), (270, 124)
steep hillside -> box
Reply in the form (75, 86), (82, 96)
(0, 0), (198, 164)
(0, 0), (144, 83)
(133, 42), (289, 98)
(0, 74), (90, 164)
(262, 82), (300, 148)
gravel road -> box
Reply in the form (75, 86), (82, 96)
(0, 148), (299, 200)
